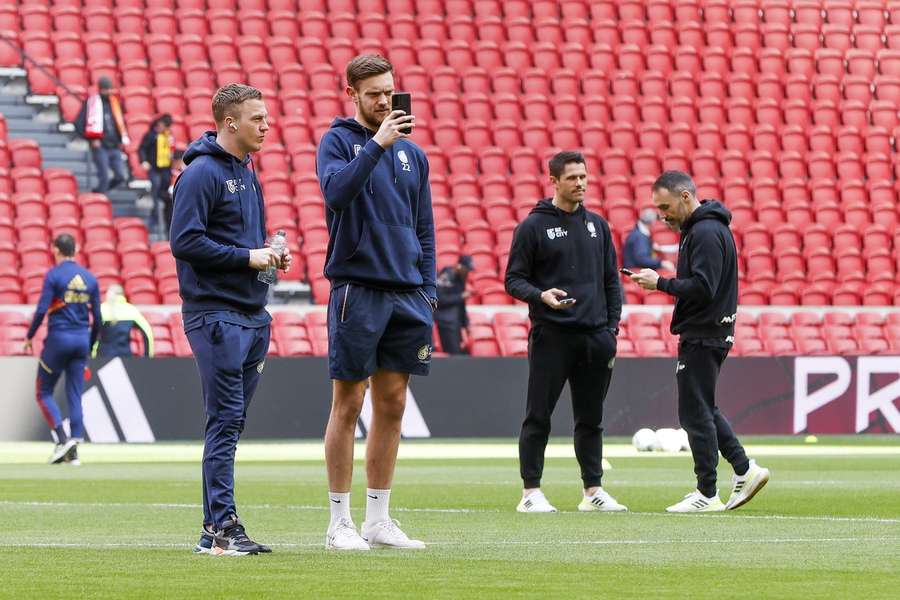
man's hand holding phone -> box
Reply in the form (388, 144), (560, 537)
(627, 268), (660, 291)
(373, 110), (414, 149)
(541, 288), (576, 309)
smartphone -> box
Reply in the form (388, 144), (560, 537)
(559, 298), (576, 305)
(391, 92), (412, 134)
(620, 268), (635, 276)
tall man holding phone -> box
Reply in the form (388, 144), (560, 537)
(628, 171), (769, 513)
(316, 55), (435, 550)
(505, 151), (625, 513)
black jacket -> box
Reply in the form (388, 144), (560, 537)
(435, 266), (468, 327)
(505, 199), (621, 332)
(657, 200), (738, 339)
(138, 128), (170, 169)
(74, 96), (122, 149)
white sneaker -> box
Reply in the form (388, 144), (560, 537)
(360, 519), (425, 549)
(578, 488), (628, 512)
(516, 491), (557, 513)
(48, 439), (77, 464)
(725, 460), (770, 510)
(666, 489), (726, 513)
(325, 517), (370, 550)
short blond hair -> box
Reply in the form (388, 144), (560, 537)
(212, 84), (262, 124)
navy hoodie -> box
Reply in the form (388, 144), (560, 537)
(26, 260), (102, 346)
(657, 200), (738, 339)
(316, 118), (436, 299)
(505, 199), (622, 332)
(170, 132), (268, 315)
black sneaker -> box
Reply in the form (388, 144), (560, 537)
(49, 439), (77, 464)
(192, 525), (215, 554)
(211, 517), (270, 556)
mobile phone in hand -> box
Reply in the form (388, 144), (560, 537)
(559, 298), (576, 305)
(620, 268), (635, 276)
(391, 92), (412, 134)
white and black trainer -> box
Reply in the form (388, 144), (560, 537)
(666, 489), (726, 513)
(516, 491), (558, 513)
(577, 488), (628, 512)
(48, 439), (77, 465)
(725, 460), (770, 510)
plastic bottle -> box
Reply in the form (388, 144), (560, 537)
(258, 230), (286, 285)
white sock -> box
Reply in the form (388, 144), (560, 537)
(365, 488), (391, 524)
(328, 492), (351, 525)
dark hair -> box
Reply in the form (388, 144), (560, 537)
(158, 113), (173, 127)
(346, 54), (394, 90)
(548, 151), (586, 178)
(54, 234), (76, 257)
(652, 171), (697, 197)
(211, 84), (263, 124)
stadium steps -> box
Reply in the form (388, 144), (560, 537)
(0, 70), (144, 218)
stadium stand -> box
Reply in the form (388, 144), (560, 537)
(1, 0), (900, 357)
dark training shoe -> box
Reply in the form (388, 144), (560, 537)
(192, 525), (215, 554)
(211, 517), (270, 556)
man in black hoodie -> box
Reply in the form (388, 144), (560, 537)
(505, 151), (627, 514)
(629, 171), (770, 513)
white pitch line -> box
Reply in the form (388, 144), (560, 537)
(1, 537), (896, 550)
(2, 500), (897, 523)
(630, 512), (900, 524)
(0, 500), (494, 514)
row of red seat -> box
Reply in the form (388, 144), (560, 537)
(4, 0), (900, 22)
(4, 307), (900, 358)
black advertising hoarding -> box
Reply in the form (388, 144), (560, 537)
(1, 355), (897, 442)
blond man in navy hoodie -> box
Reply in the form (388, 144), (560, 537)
(316, 55), (435, 551)
(171, 84), (291, 556)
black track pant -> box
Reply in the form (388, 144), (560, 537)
(677, 339), (750, 498)
(519, 325), (617, 489)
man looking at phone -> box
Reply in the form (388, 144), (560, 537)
(628, 171), (769, 513)
(505, 151), (625, 513)
(316, 55), (435, 550)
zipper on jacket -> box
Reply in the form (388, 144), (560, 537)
(340, 284), (351, 323)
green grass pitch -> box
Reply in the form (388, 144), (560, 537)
(1, 438), (898, 599)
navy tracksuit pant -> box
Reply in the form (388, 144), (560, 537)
(187, 319), (270, 530)
(35, 331), (90, 439)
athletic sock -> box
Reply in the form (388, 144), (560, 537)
(365, 488), (391, 524)
(735, 460), (750, 477)
(328, 492), (351, 525)
(53, 425), (68, 444)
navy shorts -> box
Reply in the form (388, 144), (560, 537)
(328, 283), (434, 381)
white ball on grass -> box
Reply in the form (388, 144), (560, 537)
(655, 428), (682, 453)
(677, 428), (690, 451)
(631, 428), (657, 452)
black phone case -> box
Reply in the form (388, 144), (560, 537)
(392, 93), (412, 134)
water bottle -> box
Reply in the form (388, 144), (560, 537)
(258, 230), (286, 285)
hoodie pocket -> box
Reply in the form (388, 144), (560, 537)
(348, 220), (423, 284)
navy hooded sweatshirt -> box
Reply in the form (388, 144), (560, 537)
(505, 199), (622, 332)
(316, 118), (436, 299)
(170, 132), (269, 319)
(657, 200), (738, 339)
